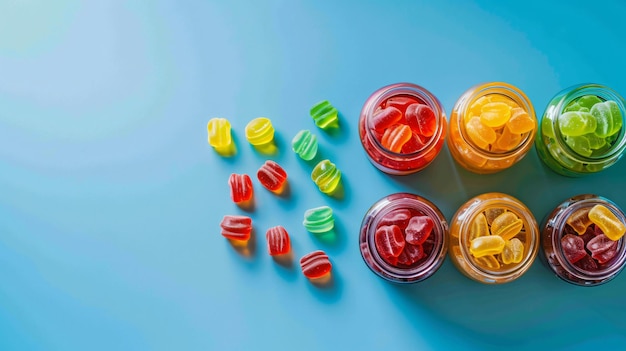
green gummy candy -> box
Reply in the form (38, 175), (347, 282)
(583, 133), (607, 150)
(564, 102), (590, 113)
(607, 100), (623, 135)
(542, 116), (555, 139)
(303, 206), (334, 233)
(310, 100), (339, 130)
(576, 95), (603, 110)
(292, 129), (318, 161)
(565, 135), (592, 157)
(590, 101), (616, 138)
(558, 111), (597, 136)
(311, 159), (341, 194)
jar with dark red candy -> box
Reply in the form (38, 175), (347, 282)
(541, 194), (626, 286)
(359, 193), (448, 283)
(359, 83), (447, 175)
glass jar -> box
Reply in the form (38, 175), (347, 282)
(535, 84), (626, 176)
(448, 82), (537, 174)
(359, 83), (447, 175)
(540, 194), (626, 286)
(449, 193), (539, 284)
(359, 193), (448, 283)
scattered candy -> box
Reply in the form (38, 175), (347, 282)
(266, 226), (290, 256)
(220, 215), (253, 241)
(310, 100), (339, 130)
(303, 206), (334, 234)
(292, 130), (318, 161)
(207, 118), (232, 148)
(245, 117), (275, 146)
(311, 159), (341, 194)
(228, 173), (253, 204)
(588, 204), (626, 241)
(300, 250), (332, 279)
(257, 160), (287, 192)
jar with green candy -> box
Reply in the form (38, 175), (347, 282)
(536, 84), (626, 176)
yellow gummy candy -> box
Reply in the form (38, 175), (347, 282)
(495, 124), (522, 152)
(466, 117), (497, 149)
(474, 255), (500, 269)
(470, 235), (505, 257)
(501, 238), (524, 264)
(507, 107), (535, 134)
(490, 212), (524, 241)
(566, 207), (592, 235)
(480, 102), (512, 128)
(484, 208), (505, 225)
(487, 94), (519, 108)
(207, 118), (232, 148)
(588, 204), (626, 241)
(470, 213), (489, 241)
(245, 117), (275, 146)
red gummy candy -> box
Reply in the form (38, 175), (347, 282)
(375, 225), (405, 260)
(594, 224), (605, 236)
(397, 243), (425, 266)
(587, 234), (618, 264)
(574, 254), (599, 271)
(406, 103), (437, 137)
(300, 250), (332, 279)
(257, 160), (287, 192)
(220, 215), (252, 241)
(561, 234), (586, 264)
(371, 106), (402, 133)
(384, 95), (420, 112)
(579, 225), (598, 246)
(405, 215), (434, 245)
(378, 209), (412, 229)
(266, 226), (290, 256)
(401, 133), (426, 154)
(228, 173), (253, 203)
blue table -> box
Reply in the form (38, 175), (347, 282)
(2, 1), (625, 349)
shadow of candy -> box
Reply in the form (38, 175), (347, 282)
(309, 216), (347, 255)
(213, 133), (240, 164)
(236, 197), (256, 213)
(305, 268), (343, 304)
(318, 111), (350, 145)
(227, 228), (258, 261)
(272, 250), (298, 282)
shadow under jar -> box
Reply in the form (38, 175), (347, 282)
(359, 193), (448, 283)
(541, 194), (626, 286)
(359, 83), (447, 175)
(535, 83), (626, 176)
(449, 193), (539, 284)
(448, 82), (537, 174)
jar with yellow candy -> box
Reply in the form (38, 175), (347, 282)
(541, 194), (626, 286)
(449, 192), (540, 284)
(535, 84), (626, 176)
(448, 82), (537, 173)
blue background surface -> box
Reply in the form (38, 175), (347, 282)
(2, 1), (626, 350)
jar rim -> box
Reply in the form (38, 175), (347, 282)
(361, 83), (446, 158)
(549, 196), (626, 280)
(454, 82), (537, 160)
(547, 83), (626, 164)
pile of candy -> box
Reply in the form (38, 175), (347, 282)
(561, 204), (626, 269)
(544, 95), (623, 157)
(208, 100), (342, 282)
(465, 95), (535, 152)
(467, 208), (527, 270)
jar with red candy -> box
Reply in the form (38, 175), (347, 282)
(359, 83), (447, 175)
(359, 193), (448, 283)
(541, 194), (626, 286)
